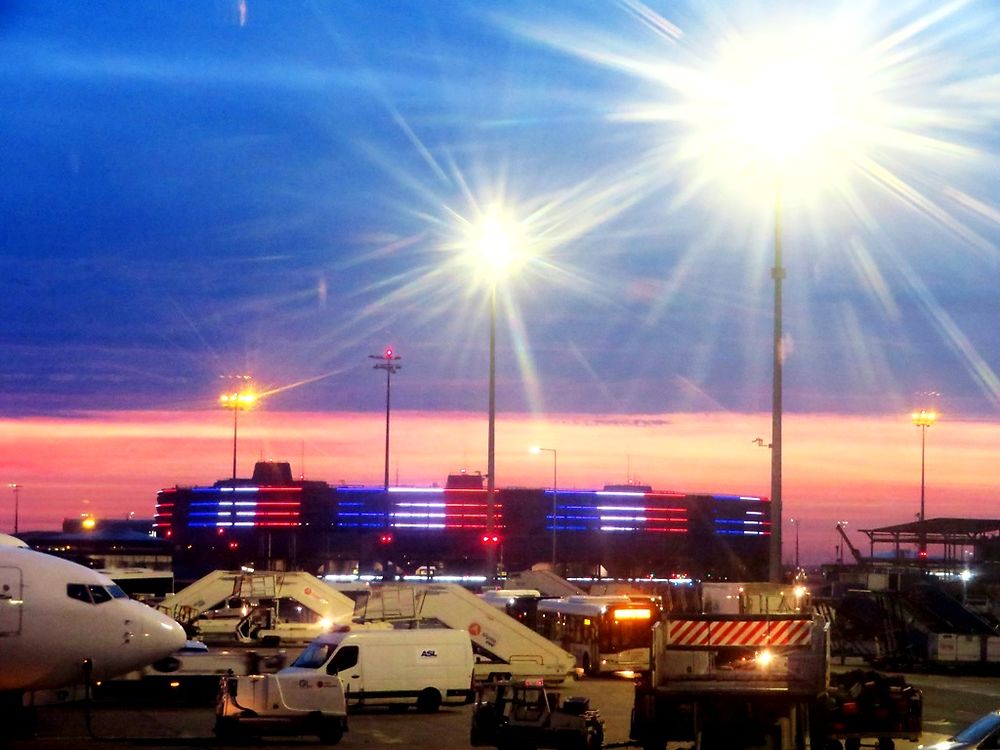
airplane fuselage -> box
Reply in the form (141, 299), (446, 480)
(0, 543), (186, 692)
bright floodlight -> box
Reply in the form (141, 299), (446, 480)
(220, 391), (257, 409)
(720, 57), (837, 165)
(688, 28), (875, 192)
(466, 208), (526, 282)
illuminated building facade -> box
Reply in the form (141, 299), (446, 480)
(155, 462), (770, 581)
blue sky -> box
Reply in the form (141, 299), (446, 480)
(2, 0), (999, 423)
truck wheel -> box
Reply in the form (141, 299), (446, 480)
(415, 688), (442, 713)
(318, 719), (344, 745)
(213, 717), (239, 742)
(587, 724), (604, 750)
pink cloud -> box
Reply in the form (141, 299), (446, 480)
(1, 410), (996, 564)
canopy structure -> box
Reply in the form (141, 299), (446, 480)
(859, 517), (1000, 565)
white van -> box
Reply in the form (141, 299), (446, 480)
(288, 627), (474, 712)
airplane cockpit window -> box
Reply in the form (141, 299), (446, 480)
(88, 585), (113, 604)
(67, 583), (92, 603)
(107, 585), (128, 599)
(66, 584), (123, 604)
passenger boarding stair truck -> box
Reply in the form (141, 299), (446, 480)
(158, 570), (356, 645)
(503, 570), (586, 598)
(353, 583), (576, 683)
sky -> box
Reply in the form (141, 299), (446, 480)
(1, 1), (999, 564)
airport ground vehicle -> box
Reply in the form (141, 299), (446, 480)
(629, 585), (922, 750)
(535, 595), (661, 675)
(214, 626), (471, 743)
(215, 670), (348, 744)
(469, 678), (604, 750)
(289, 627), (474, 711)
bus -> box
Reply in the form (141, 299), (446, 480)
(535, 595), (661, 675)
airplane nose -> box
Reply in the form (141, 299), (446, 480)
(133, 603), (187, 659)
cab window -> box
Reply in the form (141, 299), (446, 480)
(107, 585), (129, 599)
(88, 585), (112, 604)
(326, 645), (359, 675)
(67, 583), (92, 603)
(292, 642), (336, 669)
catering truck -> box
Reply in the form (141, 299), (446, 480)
(630, 611), (831, 750)
(629, 606), (921, 750)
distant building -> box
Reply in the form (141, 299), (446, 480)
(155, 461), (771, 583)
(20, 517), (173, 598)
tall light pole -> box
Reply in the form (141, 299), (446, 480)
(770, 185), (784, 583)
(680, 34), (880, 580)
(219, 374), (256, 482)
(487, 281), (498, 580)
(911, 408), (936, 523)
(8, 483), (21, 535)
(530, 446), (558, 567)
(789, 516), (799, 570)
(912, 408), (936, 560)
(468, 209), (524, 583)
(370, 346), (401, 491)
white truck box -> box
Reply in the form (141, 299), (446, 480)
(290, 627), (474, 712)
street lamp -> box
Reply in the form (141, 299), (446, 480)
(7, 483), (21, 535)
(219, 375), (256, 481)
(911, 408), (937, 523)
(530, 446), (558, 567)
(370, 346), (401, 491)
(789, 517), (800, 570)
(467, 209), (526, 582)
(691, 46), (855, 582)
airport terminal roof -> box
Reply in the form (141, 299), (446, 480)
(860, 518), (1000, 539)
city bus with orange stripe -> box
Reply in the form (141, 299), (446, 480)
(534, 595), (662, 675)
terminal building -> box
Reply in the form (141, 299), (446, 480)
(154, 461), (771, 582)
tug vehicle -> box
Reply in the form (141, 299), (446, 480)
(470, 678), (604, 750)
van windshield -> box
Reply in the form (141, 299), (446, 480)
(292, 642), (336, 669)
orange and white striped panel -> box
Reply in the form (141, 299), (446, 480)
(667, 619), (812, 647)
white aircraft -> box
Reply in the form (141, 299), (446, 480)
(0, 532), (186, 694)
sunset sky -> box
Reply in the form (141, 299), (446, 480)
(2, 2), (999, 565)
